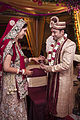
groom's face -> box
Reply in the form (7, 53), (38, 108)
(51, 28), (64, 41)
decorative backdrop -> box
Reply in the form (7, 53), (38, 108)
(0, 0), (80, 55)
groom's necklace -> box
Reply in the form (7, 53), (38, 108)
(48, 37), (65, 66)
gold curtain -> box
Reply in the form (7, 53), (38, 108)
(24, 18), (36, 56)
(0, 0), (67, 15)
(24, 17), (45, 57)
(38, 17), (45, 56)
(74, 10), (80, 51)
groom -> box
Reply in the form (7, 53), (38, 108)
(40, 16), (76, 120)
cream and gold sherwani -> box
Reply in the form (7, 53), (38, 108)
(74, 54), (80, 62)
(46, 36), (76, 117)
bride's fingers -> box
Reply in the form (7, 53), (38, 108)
(40, 63), (44, 66)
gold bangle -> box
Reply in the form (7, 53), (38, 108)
(17, 68), (20, 74)
(22, 69), (25, 75)
(29, 58), (32, 62)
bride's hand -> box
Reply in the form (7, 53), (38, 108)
(26, 70), (33, 76)
(38, 55), (45, 61)
(22, 69), (33, 76)
(24, 58), (29, 63)
(29, 57), (39, 63)
(38, 55), (45, 63)
(29, 56), (45, 63)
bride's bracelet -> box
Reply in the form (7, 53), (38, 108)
(16, 68), (20, 74)
(29, 58), (32, 62)
(22, 69), (26, 75)
(16, 68), (26, 75)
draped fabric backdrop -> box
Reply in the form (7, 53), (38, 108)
(73, 10), (80, 51)
(0, 0), (80, 55)
(38, 17), (45, 56)
(24, 18), (36, 56)
(24, 17), (45, 57)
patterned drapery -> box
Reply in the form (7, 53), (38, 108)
(74, 10), (80, 51)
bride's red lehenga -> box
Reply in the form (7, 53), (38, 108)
(0, 17), (28, 120)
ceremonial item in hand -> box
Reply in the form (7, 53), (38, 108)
(38, 60), (44, 63)
(38, 55), (45, 64)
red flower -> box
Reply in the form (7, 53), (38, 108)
(48, 51), (52, 54)
(57, 42), (60, 45)
(33, 0), (38, 2)
(51, 44), (54, 47)
(48, 59), (51, 62)
(53, 49), (57, 52)
(38, 0), (42, 6)
(52, 57), (55, 60)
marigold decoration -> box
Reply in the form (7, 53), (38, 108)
(33, 0), (80, 10)
(74, 10), (80, 51)
(33, 0), (42, 6)
(38, 0), (42, 6)
(55, 0), (80, 11)
(33, 0), (38, 2)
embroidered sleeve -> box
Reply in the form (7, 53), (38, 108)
(3, 41), (13, 61)
(74, 54), (80, 62)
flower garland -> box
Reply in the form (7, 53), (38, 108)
(48, 42), (60, 66)
(47, 34), (67, 66)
